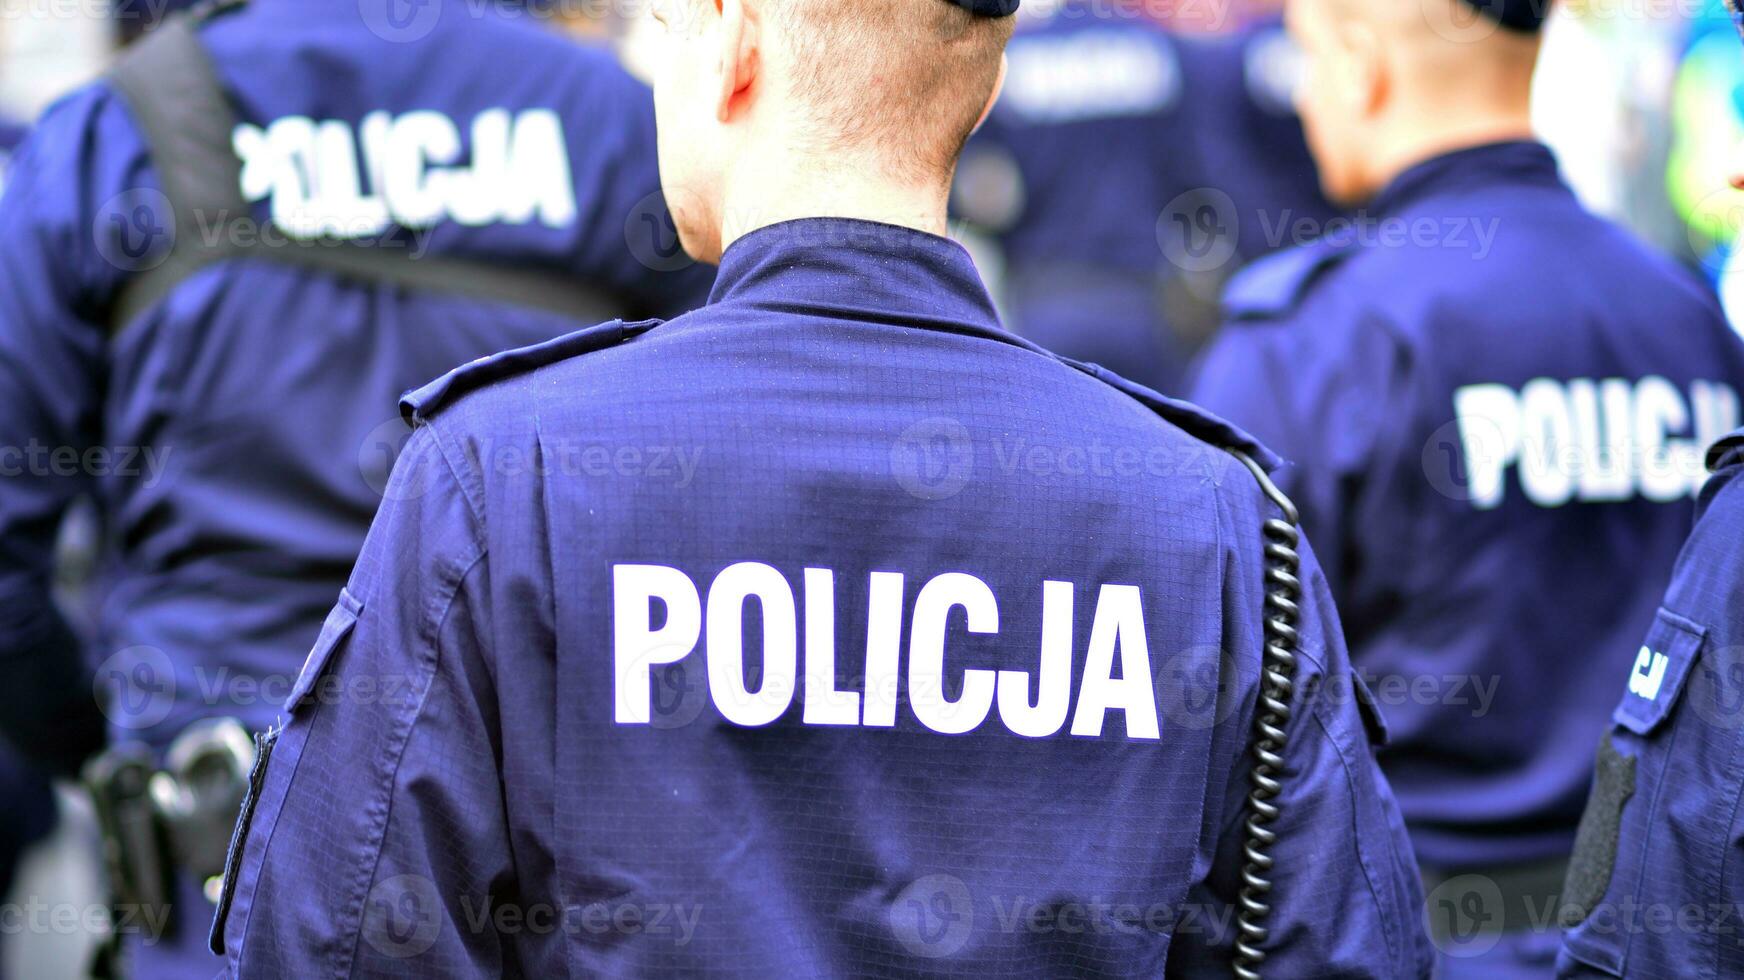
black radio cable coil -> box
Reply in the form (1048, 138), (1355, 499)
(1227, 450), (1305, 980)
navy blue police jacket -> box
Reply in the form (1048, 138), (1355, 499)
(0, 0), (711, 774)
(953, 5), (1338, 394)
(1190, 140), (1744, 871)
(1557, 428), (1744, 977)
(219, 218), (1433, 978)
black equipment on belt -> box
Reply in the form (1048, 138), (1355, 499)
(103, 0), (626, 337)
(1227, 450), (1305, 980)
(83, 718), (257, 979)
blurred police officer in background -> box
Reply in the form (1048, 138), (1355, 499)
(953, 0), (1339, 393)
(216, 0), (1431, 975)
(0, 92), (62, 980)
(0, 0), (708, 974)
(1554, 4), (1744, 974)
(1189, 0), (1744, 971)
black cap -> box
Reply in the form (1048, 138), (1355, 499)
(946, 0), (1021, 15)
(1457, 0), (1552, 33)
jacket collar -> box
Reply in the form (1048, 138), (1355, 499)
(1371, 140), (1563, 217)
(708, 218), (1006, 337)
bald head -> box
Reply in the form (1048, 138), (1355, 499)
(648, 0), (1013, 262)
(768, 0), (1014, 183)
(1288, 0), (1543, 203)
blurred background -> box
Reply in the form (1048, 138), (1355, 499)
(1, 0), (1741, 974)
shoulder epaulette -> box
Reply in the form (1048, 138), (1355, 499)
(1221, 237), (1356, 322)
(1708, 426), (1744, 474)
(1070, 359), (1283, 472)
(400, 318), (662, 425)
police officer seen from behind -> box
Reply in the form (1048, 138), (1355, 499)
(1554, 4), (1744, 974)
(0, 0), (708, 975)
(218, 0), (1433, 975)
(1189, 0), (1744, 973)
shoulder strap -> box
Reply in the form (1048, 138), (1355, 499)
(399, 317), (660, 424)
(1221, 237), (1353, 322)
(105, 8), (627, 334)
(1709, 426), (1744, 473)
(1069, 358), (1283, 472)
(107, 10), (248, 329)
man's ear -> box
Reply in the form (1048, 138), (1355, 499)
(1341, 21), (1388, 118)
(1322, 19), (1382, 120)
(715, 0), (759, 124)
(971, 53), (1008, 136)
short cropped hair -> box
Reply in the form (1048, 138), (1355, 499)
(765, 0), (1014, 183)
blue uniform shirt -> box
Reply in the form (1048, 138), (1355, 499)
(952, 7), (1337, 393)
(1191, 140), (1744, 872)
(1557, 428), (1744, 978)
(220, 218), (1431, 978)
(0, 0), (711, 774)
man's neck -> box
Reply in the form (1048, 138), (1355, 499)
(1366, 106), (1535, 200)
(716, 146), (952, 256)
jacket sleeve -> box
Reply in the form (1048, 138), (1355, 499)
(222, 423), (515, 978)
(0, 86), (143, 775)
(1167, 529), (1433, 979)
